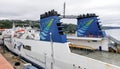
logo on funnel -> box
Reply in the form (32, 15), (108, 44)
(78, 19), (94, 36)
(40, 19), (54, 40)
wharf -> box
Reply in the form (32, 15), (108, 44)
(69, 43), (97, 51)
(0, 45), (26, 69)
(0, 35), (26, 69)
(0, 53), (13, 69)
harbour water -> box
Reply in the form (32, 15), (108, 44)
(71, 48), (120, 67)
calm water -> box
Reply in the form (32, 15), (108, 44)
(70, 48), (120, 67)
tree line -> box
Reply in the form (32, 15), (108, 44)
(0, 20), (76, 34)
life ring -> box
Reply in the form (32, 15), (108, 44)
(15, 29), (25, 33)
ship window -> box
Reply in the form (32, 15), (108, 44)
(92, 40), (97, 42)
(23, 45), (31, 51)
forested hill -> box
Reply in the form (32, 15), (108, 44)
(0, 20), (76, 34)
(0, 20), (40, 29)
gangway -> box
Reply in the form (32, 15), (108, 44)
(107, 35), (120, 44)
(106, 29), (120, 44)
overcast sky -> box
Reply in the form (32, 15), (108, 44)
(0, 0), (120, 24)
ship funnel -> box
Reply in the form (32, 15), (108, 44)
(77, 13), (105, 37)
(40, 10), (67, 43)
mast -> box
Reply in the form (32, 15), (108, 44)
(12, 21), (15, 29)
(63, 2), (66, 18)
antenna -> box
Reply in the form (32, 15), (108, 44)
(63, 2), (66, 18)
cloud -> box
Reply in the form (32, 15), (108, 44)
(0, 0), (120, 24)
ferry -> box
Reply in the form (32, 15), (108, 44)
(67, 13), (120, 53)
(2, 10), (120, 69)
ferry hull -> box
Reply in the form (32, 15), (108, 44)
(3, 37), (120, 69)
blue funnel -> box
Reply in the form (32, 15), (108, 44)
(40, 10), (67, 43)
(77, 14), (105, 37)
